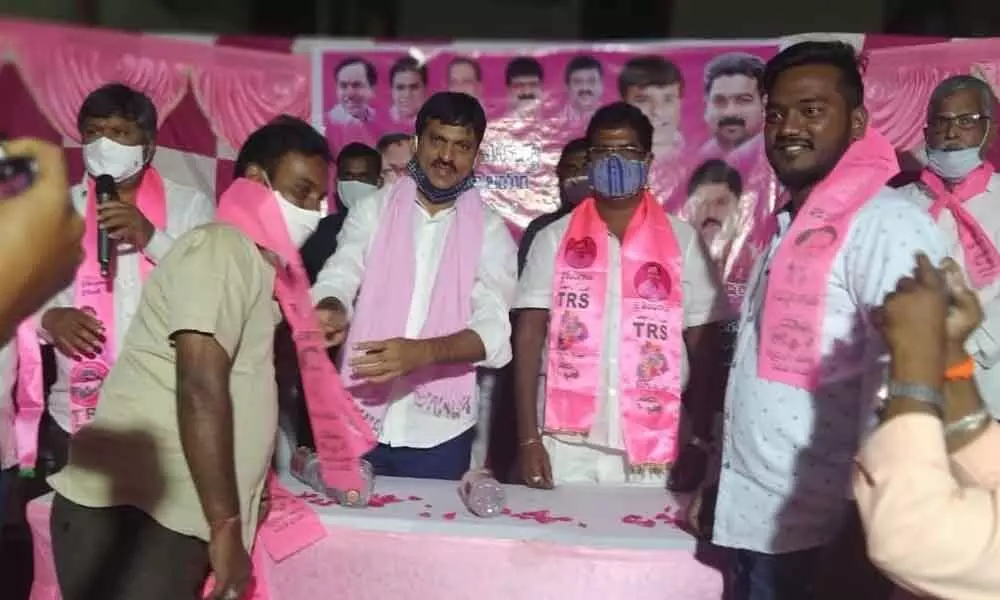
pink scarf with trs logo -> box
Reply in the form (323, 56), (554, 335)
(546, 191), (685, 468)
(14, 169), (166, 473)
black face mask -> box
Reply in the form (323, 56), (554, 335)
(406, 159), (475, 205)
(560, 176), (591, 207)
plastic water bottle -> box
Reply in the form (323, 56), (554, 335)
(335, 459), (375, 508)
(290, 447), (375, 507)
(459, 469), (506, 518)
(290, 447), (334, 497)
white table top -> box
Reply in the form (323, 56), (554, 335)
(287, 475), (699, 551)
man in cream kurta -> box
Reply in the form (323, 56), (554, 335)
(515, 212), (729, 484)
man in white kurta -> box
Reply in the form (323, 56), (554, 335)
(313, 92), (517, 480)
(899, 75), (1000, 416)
(37, 84), (214, 475)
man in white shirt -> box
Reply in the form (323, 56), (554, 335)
(35, 83), (215, 477)
(898, 75), (1000, 417)
(707, 42), (948, 599)
(514, 102), (731, 487)
(313, 92), (516, 480)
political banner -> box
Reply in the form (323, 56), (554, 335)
(313, 40), (783, 308)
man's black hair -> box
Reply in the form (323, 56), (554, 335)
(585, 102), (654, 154)
(334, 56), (377, 86)
(415, 92), (487, 144)
(760, 41), (865, 110)
(376, 133), (411, 154)
(687, 159), (743, 197)
(77, 83), (158, 140)
(564, 55), (603, 84)
(617, 56), (684, 99)
(337, 142), (381, 173)
(234, 115), (333, 179)
(389, 56), (428, 86)
(505, 57), (544, 86)
(703, 52), (766, 96)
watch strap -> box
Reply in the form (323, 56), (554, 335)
(888, 381), (945, 416)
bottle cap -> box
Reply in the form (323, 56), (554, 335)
(342, 489), (361, 506)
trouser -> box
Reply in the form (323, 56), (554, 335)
(51, 494), (209, 600)
(727, 506), (894, 600)
(728, 547), (822, 600)
(365, 427), (476, 480)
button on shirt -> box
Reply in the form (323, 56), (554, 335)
(712, 188), (948, 555)
(899, 174), (1000, 416)
(43, 178), (216, 432)
(311, 185), (517, 449)
(514, 212), (732, 451)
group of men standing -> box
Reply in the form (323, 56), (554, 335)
(0, 38), (998, 600)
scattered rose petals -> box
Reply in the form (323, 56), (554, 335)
(418, 512), (431, 518)
(368, 494), (404, 508)
(408, 496), (423, 501)
(621, 514), (657, 528)
(442, 512), (457, 520)
(506, 509), (575, 525)
(501, 508), (512, 515)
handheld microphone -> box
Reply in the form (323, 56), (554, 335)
(95, 174), (116, 278)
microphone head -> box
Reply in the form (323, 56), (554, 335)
(95, 174), (116, 198)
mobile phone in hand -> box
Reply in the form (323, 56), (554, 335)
(0, 156), (38, 199)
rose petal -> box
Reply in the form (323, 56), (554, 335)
(408, 496), (423, 501)
(443, 512), (457, 520)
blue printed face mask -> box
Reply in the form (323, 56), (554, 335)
(587, 153), (649, 199)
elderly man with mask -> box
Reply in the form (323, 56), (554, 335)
(900, 75), (1000, 418)
(517, 138), (588, 274)
(313, 92), (517, 480)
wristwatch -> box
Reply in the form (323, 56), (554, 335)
(887, 381), (945, 417)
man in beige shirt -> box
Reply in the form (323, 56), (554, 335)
(856, 253), (1000, 600)
(47, 116), (332, 600)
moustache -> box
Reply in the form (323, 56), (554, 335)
(701, 217), (723, 229)
(718, 116), (746, 128)
(431, 160), (456, 172)
(518, 93), (537, 101)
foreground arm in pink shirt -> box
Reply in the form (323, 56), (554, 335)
(854, 412), (1000, 600)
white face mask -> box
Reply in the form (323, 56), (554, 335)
(926, 122), (990, 181)
(275, 191), (322, 248)
(83, 137), (146, 182)
(337, 179), (378, 210)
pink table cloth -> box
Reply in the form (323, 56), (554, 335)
(29, 476), (725, 599)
